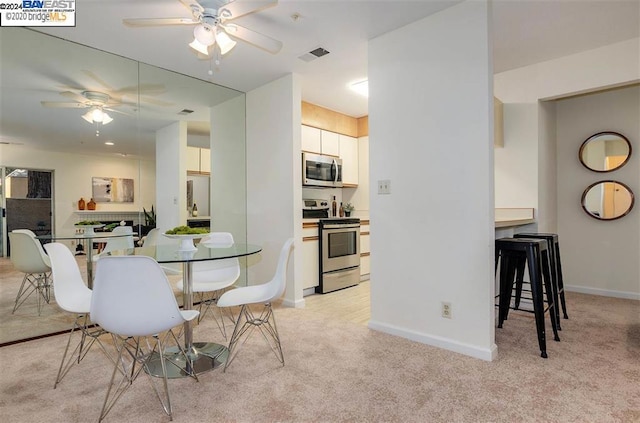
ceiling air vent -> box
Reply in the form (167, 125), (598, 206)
(178, 109), (194, 115)
(298, 47), (330, 62)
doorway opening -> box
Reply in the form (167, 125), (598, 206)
(1, 167), (54, 257)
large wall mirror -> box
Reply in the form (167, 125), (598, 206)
(579, 131), (632, 172)
(0, 28), (246, 345)
(581, 180), (635, 221)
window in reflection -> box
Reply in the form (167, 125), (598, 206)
(581, 180), (635, 221)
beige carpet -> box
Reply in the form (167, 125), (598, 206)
(0, 291), (639, 422)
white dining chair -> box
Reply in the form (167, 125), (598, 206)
(217, 238), (294, 372)
(8, 230), (52, 315)
(176, 232), (240, 339)
(141, 227), (182, 275)
(92, 225), (134, 262)
(91, 255), (199, 422)
(43, 242), (114, 389)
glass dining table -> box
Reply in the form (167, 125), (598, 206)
(36, 231), (135, 288)
(115, 241), (262, 377)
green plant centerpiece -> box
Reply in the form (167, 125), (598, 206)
(165, 226), (208, 235)
(343, 203), (354, 212)
(164, 225), (209, 251)
(76, 220), (102, 225)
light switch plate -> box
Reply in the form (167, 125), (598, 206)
(378, 179), (391, 194)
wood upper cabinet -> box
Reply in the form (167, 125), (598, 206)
(339, 134), (358, 186)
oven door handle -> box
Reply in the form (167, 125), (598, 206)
(322, 223), (360, 229)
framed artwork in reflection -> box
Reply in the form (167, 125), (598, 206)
(92, 177), (134, 203)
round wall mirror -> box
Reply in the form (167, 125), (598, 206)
(579, 132), (632, 172)
(581, 180), (635, 221)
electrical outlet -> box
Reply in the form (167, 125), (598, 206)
(442, 302), (452, 319)
(377, 179), (391, 194)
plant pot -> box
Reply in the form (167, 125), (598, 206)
(345, 211), (351, 217)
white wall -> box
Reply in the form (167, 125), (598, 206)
(368, 1), (496, 360)
(494, 38), (640, 103)
(1, 145), (155, 248)
(155, 121), (188, 232)
(537, 101), (558, 232)
(556, 86), (639, 299)
(494, 104), (538, 209)
(210, 95), (247, 243)
(246, 74), (303, 307)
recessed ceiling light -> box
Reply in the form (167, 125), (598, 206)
(349, 80), (368, 97)
(104, 141), (114, 146)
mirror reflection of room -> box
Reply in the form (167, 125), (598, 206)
(579, 132), (632, 172)
(581, 181), (635, 220)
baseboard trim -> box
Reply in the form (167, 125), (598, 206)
(282, 297), (306, 308)
(368, 320), (497, 361)
(565, 285), (639, 300)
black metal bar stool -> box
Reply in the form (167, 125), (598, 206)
(515, 233), (568, 323)
(495, 237), (560, 358)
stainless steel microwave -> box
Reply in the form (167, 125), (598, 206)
(302, 152), (343, 188)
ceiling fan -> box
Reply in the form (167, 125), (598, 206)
(41, 90), (124, 135)
(123, 0), (283, 63)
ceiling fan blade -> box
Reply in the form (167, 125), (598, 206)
(104, 107), (134, 116)
(123, 17), (198, 27)
(82, 70), (115, 92)
(41, 101), (86, 108)
(225, 23), (282, 54)
(221, 0), (277, 21)
(59, 91), (88, 102)
(179, 0), (203, 15)
(116, 84), (166, 95)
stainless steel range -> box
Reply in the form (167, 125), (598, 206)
(317, 218), (360, 294)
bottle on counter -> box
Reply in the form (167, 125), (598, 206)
(78, 197), (86, 210)
(331, 196), (337, 217)
(339, 202), (344, 217)
(192, 203), (198, 217)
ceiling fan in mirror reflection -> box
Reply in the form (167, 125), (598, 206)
(39, 69), (171, 136)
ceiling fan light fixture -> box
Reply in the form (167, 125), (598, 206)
(82, 106), (113, 125)
(101, 112), (113, 125)
(216, 29), (236, 55)
(189, 37), (210, 55)
(193, 24), (215, 46)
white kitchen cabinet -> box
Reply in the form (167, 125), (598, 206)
(321, 130), (340, 156)
(301, 125), (341, 157)
(200, 148), (211, 173)
(302, 125), (321, 153)
(302, 224), (320, 290)
(339, 134), (358, 186)
(187, 147), (211, 174)
(187, 146), (201, 172)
